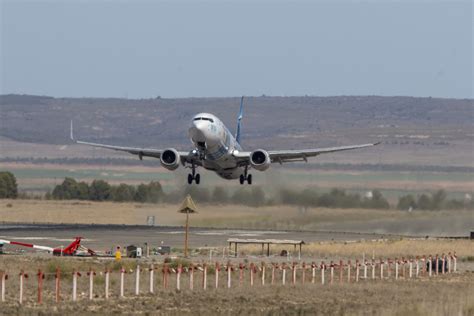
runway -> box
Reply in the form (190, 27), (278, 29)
(0, 223), (392, 251)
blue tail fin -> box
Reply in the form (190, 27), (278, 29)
(235, 96), (244, 144)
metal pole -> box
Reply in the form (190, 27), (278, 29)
(184, 212), (189, 257)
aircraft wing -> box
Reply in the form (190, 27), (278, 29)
(235, 142), (380, 165)
(71, 121), (190, 161)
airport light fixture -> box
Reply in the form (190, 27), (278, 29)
(178, 194), (198, 257)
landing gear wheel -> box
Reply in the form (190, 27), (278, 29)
(188, 174), (193, 184)
(247, 174), (252, 185)
(195, 174), (201, 185)
(239, 174), (245, 185)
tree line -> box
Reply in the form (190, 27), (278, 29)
(49, 177), (164, 203)
(2, 172), (472, 211)
(47, 179), (474, 210)
(0, 171), (18, 199)
(397, 190), (472, 210)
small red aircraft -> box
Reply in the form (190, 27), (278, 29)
(0, 237), (96, 256)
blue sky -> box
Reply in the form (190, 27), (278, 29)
(1, 0), (472, 98)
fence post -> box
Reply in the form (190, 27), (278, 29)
(202, 263), (207, 290)
(37, 269), (43, 304)
(401, 257), (406, 279)
(215, 262), (220, 289)
(339, 260), (343, 284)
(409, 259), (413, 278)
(19, 270), (26, 304)
(189, 264), (194, 291)
(387, 259), (392, 278)
(363, 261), (367, 280)
(227, 262), (232, 289)
(347, 260), (351, 283)
(428, 256), (432, 277)
(250, 263), (254, 287)
(321, 262), (325, 285)
(301, 262), (306, 284)
(0, 271), (7, 302)
(261, 262), (266, 286)
(447, 252), (452, 273)
(395, 258), (399, 280)
(72, 270), (79, 301)
(435, 254), (439, 275)
(176, 264), (182, 291)
(311, 262), (316, 284)
(453, 252), (457, 272)
(239, 263), (244, 287)
(105, 269), (110, 299)
(135, 265), (140, 295)
(55, 267), (60, 303)
(292, 262), (297, 285)
(379, 259), (383, 280)
(88, 268), (95, 300)
(355, 260), (359, 282)
(371, 259), (375, 280)
(441, 254), (446, 274)
(415, 257), (420, 278)
(149, 265), (154, 294)
(422, 255), (426, 276)
(120, 267), (125, 298)
(162, 264), (169, 289)
(271, 264), (276, 285)
(282, 263), (286, 285)
(330, 261), (334, 284)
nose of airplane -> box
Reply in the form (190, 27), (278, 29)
(189, 120), (208, 143)
(189, 119), (221, 147)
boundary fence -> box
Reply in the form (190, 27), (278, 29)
(0, 252), (458, 304)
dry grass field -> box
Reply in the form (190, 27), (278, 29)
(240, 239), (474, 260)
(1, 199), (472, 237)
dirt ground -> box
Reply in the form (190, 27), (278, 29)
(0, 255), (473, 316)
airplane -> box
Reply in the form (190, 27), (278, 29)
(71, 97), (379, 185)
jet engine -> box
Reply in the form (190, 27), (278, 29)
(250, 149), (271, 171)
(160, 148), (180, 170)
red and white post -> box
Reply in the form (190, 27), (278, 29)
(189, 264), (194, 290)
(0, 271), (7, 302)
(37, 269), (44, 304)
(105, 269), (110, 299)
(149, 265), (154, 294)
(88, 268), (96, 300)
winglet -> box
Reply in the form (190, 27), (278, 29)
(70, 120), (75, 142)
(235, 96), (244, 144)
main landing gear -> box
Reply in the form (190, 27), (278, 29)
(239, 166), (252, 185)
(188, 162), (201, 185)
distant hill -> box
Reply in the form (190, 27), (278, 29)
(1, 94), (473, 166)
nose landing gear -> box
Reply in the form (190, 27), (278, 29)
(239, 166), (252, 185)
(188, 162), (201, 185)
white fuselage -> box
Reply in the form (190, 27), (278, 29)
(188, 113), (243, 179)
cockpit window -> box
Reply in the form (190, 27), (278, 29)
(193, 117), (214, 123)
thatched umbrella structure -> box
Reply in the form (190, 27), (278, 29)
(178, 194), (198, 257)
